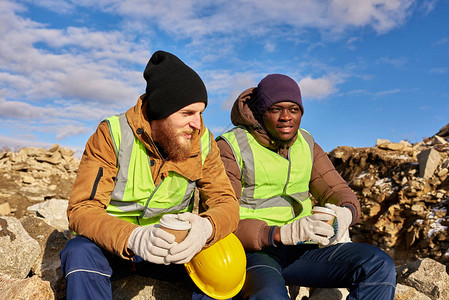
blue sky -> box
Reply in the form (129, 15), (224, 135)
(1, 0), (448, 158)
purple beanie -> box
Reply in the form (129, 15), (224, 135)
(249, 74), (303, 117)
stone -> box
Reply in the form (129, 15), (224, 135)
(431, 135), (448, 145)
(0, 216), (41, 279)
(48, 144), (59, 153)
(376, 139), (390, 146)
(111, 275), (192, 300)
(308, 287), (349, 299)
(399, 140), (413, 147)
(417, 149), (441, 179)
(21, 173), (36, 184)
(437, 168), (448, 178)
(378, 142), (405, 151)
(27, 199), (69, 231)
(0, 273), (54, 300)
(394, 283), (432, 300)
(396, 258), (449, 300)
(20, 215), (69, 300)
(0, 202), (11, 216)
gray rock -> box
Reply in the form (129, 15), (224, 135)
(111, 275), (191, 300)
(27, 199), (69, 231)
(396, 258), (449, 300)
(417, 149), (441, 179)
(394, 283), (432, 300)
(20, 215), (69, 299)
(308, 287), (349, 299)
(0, 273), (54, 300)
(0, 202), (11, 216)
(0, 216), (41, 279)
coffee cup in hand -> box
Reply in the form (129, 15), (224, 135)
(159, 214), (191, 243)
(312, 206), (338, 242)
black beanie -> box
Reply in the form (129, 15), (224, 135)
(143, 51), (207, 120)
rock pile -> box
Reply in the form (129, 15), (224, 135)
(0, 144), (79, 217)
(1, 122), (449, 300)
(328, 129), (449, 266)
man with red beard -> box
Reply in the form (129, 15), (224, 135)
(60, 51), (239, 299)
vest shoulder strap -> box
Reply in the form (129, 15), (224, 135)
(299, 128), (314, 156)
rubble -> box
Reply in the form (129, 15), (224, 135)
(329, 130), (449, 266)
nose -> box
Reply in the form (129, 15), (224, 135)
(279, 109), (292, 121)
(190, 114), (201, 130)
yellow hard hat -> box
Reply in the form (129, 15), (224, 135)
(185, 233), (246, 299)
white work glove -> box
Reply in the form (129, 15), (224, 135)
(325, 203), (353, 245)
(280, 214), (335, 246)
(165, 212), (213, 264)
(127, 225), (176, 265)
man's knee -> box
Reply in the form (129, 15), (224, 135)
(363, 245), (396, 284)
(60, 236), (111, 277)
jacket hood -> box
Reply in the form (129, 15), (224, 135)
(230, 88), (298, 151)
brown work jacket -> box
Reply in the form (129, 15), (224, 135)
(68, 95), (239, 258)
(216, 88), (361, 251)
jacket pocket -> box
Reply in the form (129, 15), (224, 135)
(89, 166), (103, 200)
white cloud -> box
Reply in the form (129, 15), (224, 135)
(432, 37), (449, 47)
(377, 56), (408, 68)
(420, 0), (438, 15)
(0, 134), (52, 150)
(39, 0), (419, 41)
(204, 70), (259, 110)
(264, 42), (276, 52)
(55, 125), (91, 139)
(429, 67), (448, 74)
(328, 0), (414, 34)
(376, 89), (401, 96)
(299, 75), (339, 99)
(0, 2), (147, 107)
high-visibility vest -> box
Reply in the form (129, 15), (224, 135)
(219, 126), (314, 226)
(104, 113), (211, 226)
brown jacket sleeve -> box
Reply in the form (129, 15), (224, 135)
(309, 143), (361, 225)
(216, 139), (243, 199)
(68, 121), (138, 259)
(197, 134), (240, 246)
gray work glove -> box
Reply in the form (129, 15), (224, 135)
(280, 214), (335, 246)
(166, 212), (213, 264)
(326, 204), (353, 245)
(127, 225), (176, 265)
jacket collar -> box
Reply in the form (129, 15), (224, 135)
(230, 88), (298, 152)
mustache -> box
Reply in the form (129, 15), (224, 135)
(182, 129), (197, 135)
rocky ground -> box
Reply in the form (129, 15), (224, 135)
(1, 124), (449, 299)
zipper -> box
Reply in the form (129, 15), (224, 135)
(89, 166), (103, 200)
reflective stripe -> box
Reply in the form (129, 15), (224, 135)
(220, 126), (314, 226)
(232, 127), (256, 200)
(140, 178), (196, 218)
(299, 129), (314, 157)
(201, 129), (211, 164)
(65, 269), (111, 278)
(104, 114), (210, 225)
(110, 113), (135, 201)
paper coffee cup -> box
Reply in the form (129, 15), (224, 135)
(159, 214), (191, 243)
(312, 206), (337, 227)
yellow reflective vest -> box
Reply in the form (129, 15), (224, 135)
(104, 113), (211, 226)
(219, 126), (314, 226)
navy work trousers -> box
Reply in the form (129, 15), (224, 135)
(60, 236), (206, 300)
(235, 242), (396, 300)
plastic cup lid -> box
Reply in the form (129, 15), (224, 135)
(312, 206), (336, 216)
(159, 214), (191, 230)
